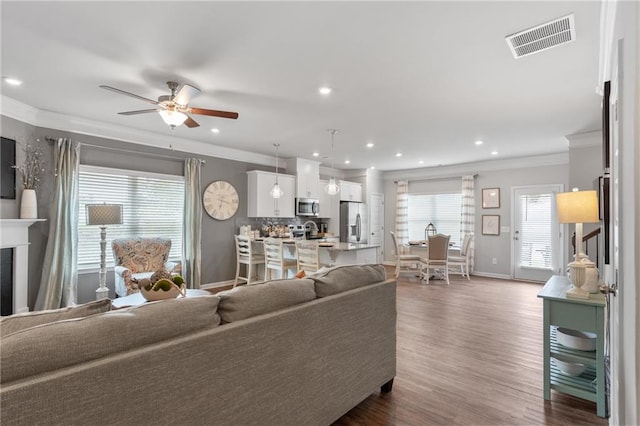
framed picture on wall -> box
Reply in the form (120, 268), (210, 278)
(482, 215), (500, 235)
(482, 188), (500, 208)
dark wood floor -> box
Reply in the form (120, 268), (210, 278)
(333, 270), (608, 425)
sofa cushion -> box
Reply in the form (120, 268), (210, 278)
(308, 264), (387, 297)
(217, 279), (316, 323)
(0, 299), (112, 338)
(0, 295), (220, 384)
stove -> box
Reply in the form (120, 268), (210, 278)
(288, 224), (305, 238)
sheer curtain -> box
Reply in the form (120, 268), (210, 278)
(35, 138), (80, 310)
(460, 175), (475, 271)
(395, 180), (410, 253)
(183, 158), (202, 288)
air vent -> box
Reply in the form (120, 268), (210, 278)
(505, 14), (576, 59)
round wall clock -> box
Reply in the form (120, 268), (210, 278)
(203, 180), (239, 220)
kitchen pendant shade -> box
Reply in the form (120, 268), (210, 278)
(270, 182), (283, 199)
(325, 176), (340, 195)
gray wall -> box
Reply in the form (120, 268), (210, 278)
(383, 162), (568, 278)
(1, 115), (274, 306)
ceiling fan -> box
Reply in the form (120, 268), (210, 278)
(99, 81), (239, 129)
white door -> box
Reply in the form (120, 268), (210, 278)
(512, 185), (564, 281)
(369, 193), (384, 263)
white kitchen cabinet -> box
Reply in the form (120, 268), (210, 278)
(247, 170), (295, 218)
(317, 179), (330, 218)
(286, 158), (320, 199)
(339, 180), (363, 202)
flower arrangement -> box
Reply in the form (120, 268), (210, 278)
(13, 140), (45, 190)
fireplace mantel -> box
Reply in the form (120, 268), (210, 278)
(0, 218), (46, 314)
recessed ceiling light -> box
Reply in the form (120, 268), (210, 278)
(344, 160), (350, 164)
(491, 150), (498, 155)
(418, 160), (424, 164)
(395, 153), (403, 157)
(475, 140), (484, 145)
(366, 142), (374, 148)
(3, 77), (22, 86)
(370, 166), (375, 170)
(318, 87), (332, 95)
(211, 128), (220, 134)
(312, 152), (319, 157)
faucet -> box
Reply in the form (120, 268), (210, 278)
(303, 220), (319, 239)
(303, 221), (319, 232)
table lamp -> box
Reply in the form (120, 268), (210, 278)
(86, 203), (123, 300)
(556, 189), (600, 299)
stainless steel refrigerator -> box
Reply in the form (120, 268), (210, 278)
(340, 201), (368, 243)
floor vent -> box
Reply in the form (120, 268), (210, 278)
(505, 14), (575, 59)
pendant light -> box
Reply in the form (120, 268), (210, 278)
(270, 143), (283, 199)
(325, 130), (340, 195)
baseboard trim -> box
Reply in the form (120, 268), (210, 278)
(200, 280), (236, 290)
(470, 272), (512, 280)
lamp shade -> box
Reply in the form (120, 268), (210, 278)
(86, 204), (123, 226)
(556, 190), (599, 224)
(159, 109), (188, 127)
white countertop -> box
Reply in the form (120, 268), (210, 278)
(253, 238), (378, 251)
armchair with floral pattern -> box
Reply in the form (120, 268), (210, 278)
(111, 237), (182, 297)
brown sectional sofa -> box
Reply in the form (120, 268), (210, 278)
(0, 264), (396, 425)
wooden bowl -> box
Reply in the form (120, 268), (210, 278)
(140, 283), (185, 301)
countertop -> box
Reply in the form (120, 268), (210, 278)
(253, 238), (379, 251)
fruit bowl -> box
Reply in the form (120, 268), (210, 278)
(140, 282), (186, 301)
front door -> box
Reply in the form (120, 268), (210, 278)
(512, 185), (564, 281)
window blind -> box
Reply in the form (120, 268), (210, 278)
(78, 165), (185, 270)
(519, 193), (553, 269)
(407, 193), (462, 244)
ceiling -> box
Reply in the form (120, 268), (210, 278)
(1, 1), (602, 172)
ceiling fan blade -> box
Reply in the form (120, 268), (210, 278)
(117, 108), (163, 115)
(190, 107), (239, 120)
(173, 83), (200, 106)
(100, 85), (159, 105)
(184, 116), (200, 128)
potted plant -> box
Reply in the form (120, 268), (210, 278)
(13, 140), (45, 219)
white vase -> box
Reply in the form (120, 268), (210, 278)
(20, 189), (38, 219)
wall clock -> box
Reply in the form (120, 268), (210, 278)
(203, 180), (239, 220)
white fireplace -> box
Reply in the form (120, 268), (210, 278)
(0, 219), (45, 314)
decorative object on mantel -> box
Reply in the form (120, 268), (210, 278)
(86, 203), (123, 300)
(270, 143), (283, 199)
(325, 130), (340, 196)
(556, 189), (600, 299)
(13, 140), (45, 219)
(135, 271), (186, 301)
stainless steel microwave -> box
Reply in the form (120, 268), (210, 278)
(296, 198), (319, 216)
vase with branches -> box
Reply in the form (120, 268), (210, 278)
(13, 141), (45, 190)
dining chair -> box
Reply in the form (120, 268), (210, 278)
(390, 231), (421, 278)
(234, 234), (265, 287)
(263, 237), (297, 280)
(295, 239), (326, 273)
(419, 233), (451, 285)
(448, 233), (474, 280)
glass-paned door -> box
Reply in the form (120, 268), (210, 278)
(512, 185), (564, 281)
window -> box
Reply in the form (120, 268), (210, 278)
(78, 165), (185, 271)
(407, 192), (462, 244)
(518, 193), (553, 269)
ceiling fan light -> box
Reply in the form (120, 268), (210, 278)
(325, 177), (340, 195)
(270, 182), (283, 199)
(159, 109), (188, 127)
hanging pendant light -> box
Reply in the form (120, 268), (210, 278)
(325, 130), (340, 196)
(270, 143), (283, 199)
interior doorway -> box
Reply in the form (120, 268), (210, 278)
(511, 184), (564, 281)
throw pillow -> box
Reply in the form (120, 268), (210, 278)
(0, 298), (112, 338)
(294, 270), (306, 279)
(308, 264), (387, 298)
(217, 279), (316, 323)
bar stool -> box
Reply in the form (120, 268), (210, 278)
(295, 240), (327, 273)
(263, 237), (297, 280)
(234, 234), (265, 287)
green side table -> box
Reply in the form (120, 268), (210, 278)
(537, 275), (607, 417)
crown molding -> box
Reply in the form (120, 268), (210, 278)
(382, 152), (569, 181)
(566, 130), (601, 148)
(0, 95), (276, 168)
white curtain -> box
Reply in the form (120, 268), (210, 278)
(183, 158), (202, 288)
(460, 175), (475, 271)
(395, 180), (410, 253)
(35, 138), (79, 310)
